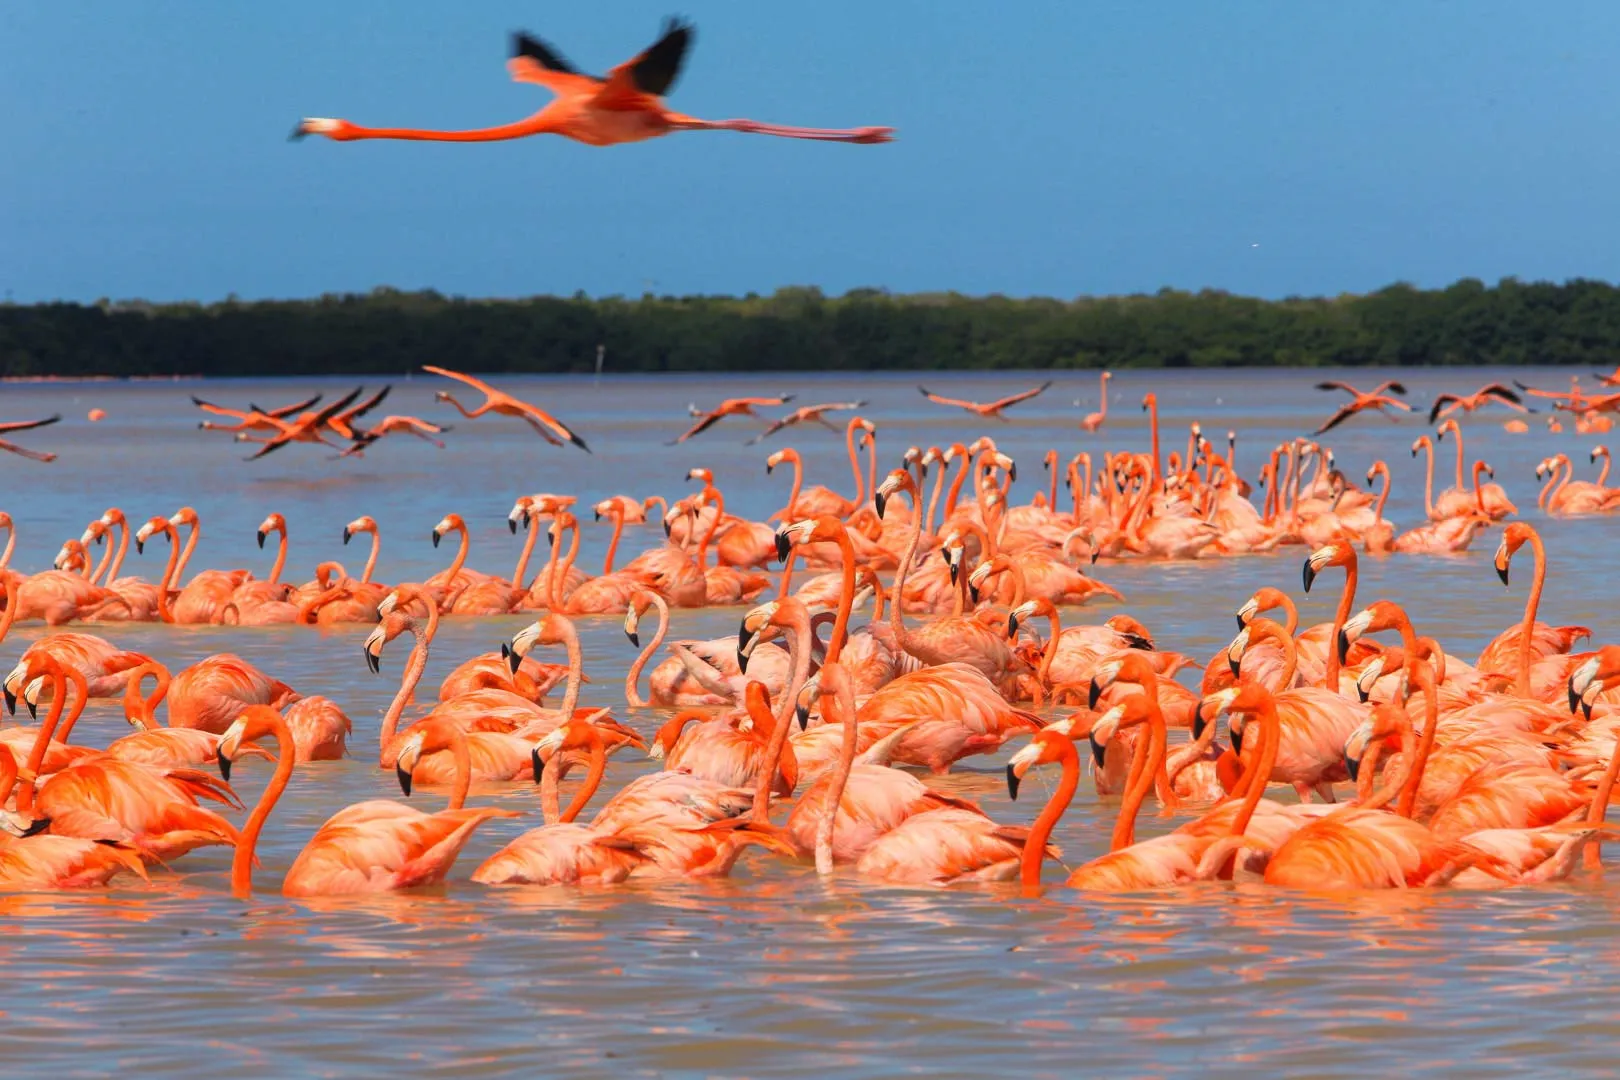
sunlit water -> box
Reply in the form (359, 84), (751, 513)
(3, 368), (1619, 1076)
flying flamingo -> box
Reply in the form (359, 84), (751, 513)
(917, 381), (1053, 420)
(667, 395), (796, 445)
(340, 413), (454, 455)
(423, 365), (589, 451)
(1076, 371), (1113, 432)
(292, 19), (893, 149)
(190, 392), (323, 434)
(746, 401), (868, 445)
(218, 707), (517, 898)
(235, 388), (369, 460)
(1310, 380), (1410, 434)
(1427, 382), (1531, 424)
(0, 415), (61, 462)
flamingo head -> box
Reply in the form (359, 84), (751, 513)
(362, 611), (410, 674)
(291, 117), (359, 141)
(1354, 652), (1391, 703)
(686, 467), (713, 485)
(1005, 729), (1075, 801)
(342, 515), (377, 545)
(256, 512), (286, 549)
(133, 515), (169, 555)
(508, 613), (575, 671)
(1302, 542), (1354, 593)
(1006, 599), (1048, 639)
(1493, 522), (1536, 584)
(431, 514), (465, 547)
(215, 705), (281, 783)
(765, 450), (788, 474)
(1225, 628), (1249, 678)
(737, 600), (782, 673)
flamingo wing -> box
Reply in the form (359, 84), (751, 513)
(264, 392), (324, 418)
(507, 31), (603, 96)
(1427, 394), (1461, 424)
(987, 381), (1054, 410)
(917, 387), (977, 410)
(1479, 384), (1530, 412)
(0, 414), (62, 434)
(422, 365), (499, 400)
(1312, 403), (1360, 435)
(518, 403), (590, 453)
(0, 437), (56, 463)
(666, 410), (725, 445)
(189, 397), (253, 420)
(1313, 381), (1361, 396)
(1514, 380), (1575, 400)
(597, 17), (694, 104)
(1370, 381), (1408, 396)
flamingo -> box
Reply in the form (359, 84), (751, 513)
(667, 395), (795, 444)
(1427, 382), (1531, 424)
(235, 388), (371, 460)
(1433, 420), (1515, 519)
(766, 447), (856, 521)
(293, 20), (893, 149)
(105, 662), (255, 769)
(746, 401), (868, 445)
(917, 381), (1053, 420)
(0, 745), (147, 888)
(422, 365), (589, 451)
(166, 654), (299, 734)
(1077, 371), (1112, 432)
(4, 632), (152, 711)
(220, 513), (299, 625)
(0, 414), (61, 462)
(1311, 380), (1410, 434)
(341, 414), (454, 455)
(190, 392), (323, 434)
(218, 707), (517, 898)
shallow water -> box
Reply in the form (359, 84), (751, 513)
(2, 367), (1619, 1076)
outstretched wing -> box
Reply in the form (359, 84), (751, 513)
(0, 436), (56, 463)
(745, 413), (797, 444)
(265, 393), (323, 418)
(735, 395), (795, 408)
(599, 17), (694, 104)
(988, 380), (1054, 410)
(1477, 383), (1523, 405)
(0, 414), (62, 435)
(1313, 404), (1358, 435)
(190, 396), (252, 420)
(520, 403), (590, 453)
(1370, 381), (1408, 397)
(507, 31), (602, 95)
(1513, 380), (1578, 401)
(918, 386), (976, 410)
(1313, 381), (1359, 396)
(343, 385), (392, 421)
(422, 365), (498, 399)
(666, 410), (724, 445)
(1427, 394), (1460, 424)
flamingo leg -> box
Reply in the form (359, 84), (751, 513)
(0, 438), (56, 463)
(671, 117), (894, 143)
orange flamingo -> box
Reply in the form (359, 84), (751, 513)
(293, 20), (893, 149)
(105, 662), (260, 769)
(423, 365), (589, 451)
(746, 401), (868, 445)
(341, 413), (454, 455)
(236, 388), (371, 460)
(1311, 380), (1410, 434)
(668, 395), (795, 444)
(0, 414), (61, 462)
(1077, 371), (1112, 432)
(221, 512), (299, 625)
(4, 631), (151, 711)
(1363, 461), (1395, 555)
(219, 707), (516, 898)
(1428, 381), (1530, 423)
(766, 447), (856, 521)
(917, 381), (1052, 420)
(166, 654), (299, 734)
(190, 392), (324, 434)
(0, 744), (146, 887)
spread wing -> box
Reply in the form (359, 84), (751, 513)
(0, 414), (62, 435)
(265, 393), (323, 418)
(342, 385), (392, 422)
(423, 365), (498, 400)
(1477, 383), (1523, 405)
(1370, 381), (1408, 397)
(507, 31), (602, 96)
(519, 403), (590, 453)
(1313, 381), (1360, 396)
(190, 396), (252, 420)
(666, 410), (724, 445)
(918, 387), (976, 410)
(598, 17), (693, 105)
(1312, 403), (1359, 435)
(988, 381), (1054, 410)
(733, 395), (795, 408)
(1514, 380), (1579, 401)
(1427, 394), (1460, 424)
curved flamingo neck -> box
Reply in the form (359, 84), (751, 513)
(826, 529), (855, 664)
(1111, 709), (1162, 851)
(109, 516), (130, 580)
(549, 521), (582, 610)
(156, 526), (181, 623)
(1419, 441), (1436, 518)
(443, 726), (472, 811)
(231, 713), (296, 898)
(267, 526), (288, 585)
(1373, 468), (1390, 524)
(943, 454), (970, 519)
(887, 487), (927, 660)
(1037, 608), (1063, 691)
(1146, 399), (1162, 491)
(558, 737), (606, 824)
(1517, 531), (1546, 699)
(926, 460), (947, 534)
(1396, 662), (1440, 817)
(0, 576), (16, 642)
(361, 529), (379, 584)
(380, 623), (432, 754)
(1325, 552), (1359, 693)
(1231, 700), (1280, 836)
(0, 522), (13, 569)
(89, 535), (114, 585)
(846, 423), (865, 506)
(1019, 738), (1077, 891)
(512, 513), (542, 590)
(55, 667), (90, 743)
(783, 452), (804, 519)
(695, 489), (725, 570)
(1448, 429), (1465, 490)
(814, 680), (859, 875)
(753, 615), (812, 826)
(602, 509), (625, 575)
(444, 524), (470, 582)
(556, 621), (583, 719)
(18, 671), (66, 815)
(174, 517), (201, 586)
(625, 597), (669, 708)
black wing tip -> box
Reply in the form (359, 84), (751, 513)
(511, 31), (579, 73)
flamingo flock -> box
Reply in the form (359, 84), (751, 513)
(0, 376), (1619, 903)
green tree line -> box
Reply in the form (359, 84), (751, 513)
(3, 277), (1617, 378)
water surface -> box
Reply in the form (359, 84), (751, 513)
(2, 368), (1618, 1077)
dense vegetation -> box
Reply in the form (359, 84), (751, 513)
(4, 277), (1619, 378)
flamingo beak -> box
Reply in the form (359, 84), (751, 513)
(1008, 461), (1017, 483)
(1568, 678), (1582, 715)
(1, 686), (12, 715)
(626, 629), (640, 648)
(1006, 614), (1019, 637)
(217, 753), (232, 782)
(1229, 723), (1243, 755)
(1343, 751), (1361, 783)
(342, 527), (352, 545)
(1006, 763), (1021, 801)
(431, 531), (441, 548)
(1302, 561), (1318, 593)
(796, 700), (810, 730)
(364, 647), (380, 674)
(135, 538), (145, 555)
(1192, 705), (1209, 742)
(288, 121), (310, 141)
(1496, 562), (1510, 586)
(505, 643), (523, 675)
(874, 492), (888, 518)
(969, 582), (981, 605)
(26, 697), (36, 721)
(531, 748), (545, 785)
(509, 517), (519, 535)
(395, 763), (414, 797)
(1089, 733), (1106, 769)
(256, 530), (267, 549)
(1087, 679), (1103, 711)
(774, 532), (792, 563)
(737, 628), (753, 674)
(1336, 630), (1351, 665)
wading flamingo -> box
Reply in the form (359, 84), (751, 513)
(1078, 371), (1112, 432)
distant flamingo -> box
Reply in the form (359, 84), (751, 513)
(918, 381), (1053, 420)
(1078, 371), (1112, 432)
(667, 395), (795, 444)
(293, 20), (893, 149)
(1312, 380), (1410, 434)
(746, 401), (868, 445)
(1428, 382), (1530, 424)
(422, 365), (589, 451)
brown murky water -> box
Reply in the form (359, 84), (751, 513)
(3, 368), (1619, 1076)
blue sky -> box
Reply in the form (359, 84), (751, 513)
(4, 1), (1619, 304)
